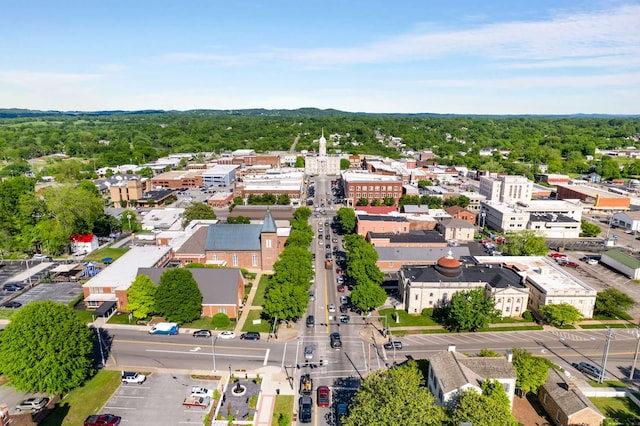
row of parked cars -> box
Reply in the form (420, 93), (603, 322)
(192, 330), (261, 340)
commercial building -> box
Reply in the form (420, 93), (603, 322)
(109, 176), (144, 207)
(479, 175), (533, 204)
(444, 205), (477, 225)
(474, 256), (597, 319)
(436, 218), (475, 242)
(341, 170), (403, 206)
(398, 253), (529, 317)
(356, 214), (409, 237)
(556, 184), (630, 212)
(149, 170), (203, 189)
(611, 210), (640, 231)
(376, 246), (470, 272)
(234, 169), (305, 205)
(201, 164), (239, 187)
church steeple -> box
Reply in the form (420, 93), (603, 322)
(319, 129), (327, 157)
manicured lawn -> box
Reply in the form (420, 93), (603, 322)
(84, 247), (129, 263)
(580, 323), (628, 329)
(42, 370), (122, 426)
(379, 308), (439, 327)
(590, 397), (640, 419)
(242, 310), (273, 333)
(587, 379), (627, 388)
(184, 316), (235, 331)
(252, 274), (270, 307)
(557, 325), (576, 329)
(478, 325), (544, 332)
(271, 395), (294, 426)
(74, 309), (96, 324)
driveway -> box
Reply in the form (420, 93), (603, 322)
(102, 372), (220, 425)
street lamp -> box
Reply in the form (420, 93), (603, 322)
(126, 213), (132, 232)
(630, 327), (640, 387)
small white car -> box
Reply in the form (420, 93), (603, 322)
(191, 386), (214, 397)
(218, 331), (236, 339)
(328, 304), (336, 313)
(122, 371), (146, 384)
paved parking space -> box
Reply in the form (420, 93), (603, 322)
(8, 282), (83, 306)
(103, 372), (219, 425)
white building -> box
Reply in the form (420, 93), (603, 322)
(304, 132), (341, 176)
(600, 249), (640, 279)
(475, 256), (597, 319)
(201, 164), (239, 187)
(611, 211), (640, 231)
(479, 175), (533, 204)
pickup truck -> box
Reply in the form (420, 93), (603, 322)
(191, 386), (214, 398)
(121, 371), (146, 384)
(300, 374), (313, 395)
(84, 414), (122, 426)
(183, 395), (211, 409)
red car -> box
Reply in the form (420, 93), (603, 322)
(562, 261), (580, 268)
(549, 252), (567, 259)
(336, 268), (343, 275)
(337, 284), (345, 292)
(84, 414), (122, 426)
(317, 385), (330, 407)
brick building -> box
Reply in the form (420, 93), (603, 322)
(556, 184), (630, 212)
(445, 205), (477, 225)
(341, 170), (403, 206)
(149, 170), (203, 189)
(109, 177), (144, 207)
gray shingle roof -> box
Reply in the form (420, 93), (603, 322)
(137, 267), (241, 305)
(368, 230), (446, 244)
(205, 224), (262, 251)
(541, 368), (604, 419)
(376, 246), (470, 262)
(440, 218), (475, 229)
(175, 226), (209, 254)
(430, 351), (516, 394)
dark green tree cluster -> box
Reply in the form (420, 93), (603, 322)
(335, 207), (356, 234)
(595, 288), (635, 319)
(512, 347), (552, 395)
(499, 230), (548, 256)
(0, 301), (94, 394)
(227, 215), (251, 224)
(247, 193), (290, 205)
(263, 207), (314, 320)
(450, 381), (517, 426)
(443, 195), (470, 208)
(443, 288), (500, 332)
(540, 303), (583, 327)
(126, 268), (203, 324)
(343, 234), (386, 312)
(580, 220), (602, 237)
(399, 194), (443, 209)
(181, 202), (217, 228)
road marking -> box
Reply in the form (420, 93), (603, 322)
(103, 406), (137, 410)
(111, 395), (145, 399)
(263, 348), (270, 366)
(114, 339), (265, 351)
(146, 349), (266, 359)
(190, 347), (202, 352)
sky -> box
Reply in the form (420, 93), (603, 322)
(1, 0), (639, 114)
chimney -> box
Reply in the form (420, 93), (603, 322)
(506, 349), (513, 363)
(448, 344), (456, 353)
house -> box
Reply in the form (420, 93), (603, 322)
(437, 218), (475, 242)
(538, 368), (605, 426)
(70, 234), (99, 255)
(173, 210), (288, 272)
(137, 267), (245, 319)
(611, 210), (640, 231)
(445, 205), (477, 225)
(427, 345), (516, 409)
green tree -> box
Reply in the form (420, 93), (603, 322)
(595, 288), (636, 319)
(155, 269), (203, 324)
(232, 196), (244, 206)
(212, 312), (231, 328)
(0, 301), (93, 394)
(356, 197), (369, 206)
(182, 202), (217, 227)
(481, 379), (511, 411)
(541, 303), (583, 327)
(417, 180), (432, 188)
(293, 206), (312, 221)
(351, 280), (386, 313)
(263, 281), (309, 320)
(512, 347), (551, 395)
(276, 194), (291, 205)
(336, 207), (356, 234)
(443, 195), (470, 208)
(125, 274), (157, 320)
(138, 167), (154, 178)
(383, 197), (395, 206)
(580, 220), (602, 237)
(295, 156), (305, 168)
(478, 348), (502, 357)
(446, 288), (500, 332)
(340, 158), (351, 170)
(121, 209), (140, 232)
(227, 215), (251, 224)
(342, 361), (444, 426)
(449, 388), (517, 426)
(500, 230), (548, 256)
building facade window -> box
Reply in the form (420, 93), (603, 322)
(252, 254), (258, 266)
(232, 254), (238, 266)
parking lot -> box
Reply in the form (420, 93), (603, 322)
(102, 372), (220, 425)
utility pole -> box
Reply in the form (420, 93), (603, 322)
(599, 327), (614, 384)
(630, 327), (640, 387)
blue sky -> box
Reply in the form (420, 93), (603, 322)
(1, 0), (639, 114)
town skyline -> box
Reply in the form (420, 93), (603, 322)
(1, 0), (639, 115)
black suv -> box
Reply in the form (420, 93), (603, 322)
(240, 331), (260, 340)
(330, 332), (342, 349)
(299, 396), (312, 423)
(306, 315), (315, 328)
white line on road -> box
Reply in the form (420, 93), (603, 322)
(146, 349), (265, 359)
(103, 406), (137, 410)
(111, 395), (145, 399)
(264, 348), (270, 366)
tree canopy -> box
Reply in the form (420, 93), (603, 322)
(449, 388), (517, 426)
(336, 207), (356, 234)
(541, 303), (583, 327)
(342, 360), (444, 426)
(182, 202), (217, 228)
(500, 230), (548, 256)
(445, 288), (500, 332)
(511, 347), (552, 395)
(595, 288), (636, 319)
(155, 269), (203, 324)
(580, 220), (602, 237)
(0, 301), (94, 394)
(126, 274), (157, 320)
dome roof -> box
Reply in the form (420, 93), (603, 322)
(435, 250), (462, 277)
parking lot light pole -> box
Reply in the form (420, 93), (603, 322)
(630, 327), (640, 387)
(211, 335), (218, 372)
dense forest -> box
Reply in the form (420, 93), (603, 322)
(0, 108), (639, 180)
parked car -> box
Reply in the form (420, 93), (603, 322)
(240, 331), (260, 340)
(193, 329), (212, 338)
(121, 371), (146, 384)
(217, 331), (236, 339)
(15, 397), (49, 412)
(340, 314), (349, 323)
(576, 362), (606, 379)
(84, 414), (121, 426)
(317, 385), (330, 407)
(309, 291), (315, 301)
(384, 341), (403, 350)
(340, 304), (348, 313)
(549, 252), (567, 259)
(562, 261), (580, 268)
(191, 387), (214, 397)
(2, 283), (24, 292)
(340, 296), (349, 305)
(1, 301), (22, 309)
(337, 284), (345, 292)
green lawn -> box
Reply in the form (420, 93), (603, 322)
(580, 323), (629, 329)
(84, 247), (129, 263)
(587, 379), (627, 388)
(589, 397), (640, 419)
(242, 310), (273, 333)
(379, 308), (439, 327)
(42, 370), (122, 425)
(183, 317), (234, 331)
(252, 274), (270, 307)
(272, 395), (294, 426)
(73, 309), (95, 324)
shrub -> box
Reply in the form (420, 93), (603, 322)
(522, 310), (534, 322)
(278, 414), (290, 426)
(421, 308), (433, 317)
(213, 313), (231, 328)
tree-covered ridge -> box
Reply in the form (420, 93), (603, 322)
(1, 110), (639, 177)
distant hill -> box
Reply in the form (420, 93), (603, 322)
(0, 107), (636, 119)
